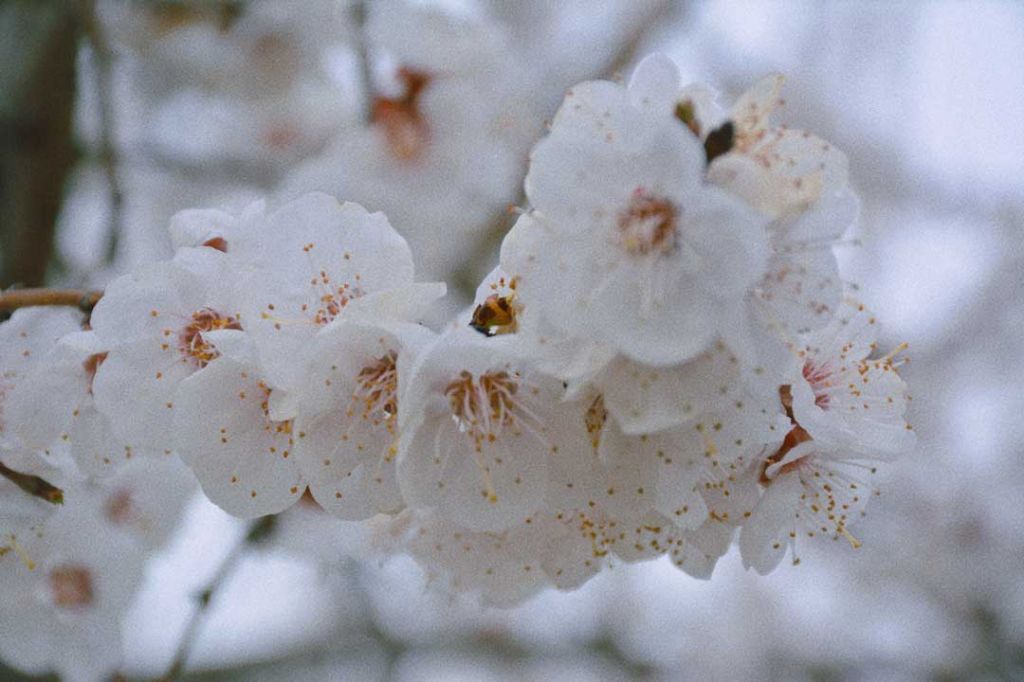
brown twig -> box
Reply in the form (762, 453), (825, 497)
(78, 0), (124, 266)
(0, 462), (64, 505)
(0, 288), (102, 314)
(160, 515), (277, 682)
(352, 0), (375, 125)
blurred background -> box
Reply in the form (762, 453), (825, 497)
(2, 0), (1023, 680)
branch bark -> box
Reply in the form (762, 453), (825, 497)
(0, 287), (102, 314)
(77, 0), (124, 266)
(160, 515), (278, 682)
(0, 3), (80, 288)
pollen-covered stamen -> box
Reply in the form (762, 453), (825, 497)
(178, 308), (242, 368)
(584, 394), (608, 451)
(446, 370), (530, 445)
(373, 67), (431, 161)
(445, 369), (539, 504)
(257, 381), (293, 439)
(871, 341), (909, 369)
(793, 460), (871, 550)
(346, 351), (400, 462)
(299, 258), (365, 327)
(617, 188), (679, 256)
(49, 565), (94, 609)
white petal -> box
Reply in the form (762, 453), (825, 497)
(173, 359), (304, 518)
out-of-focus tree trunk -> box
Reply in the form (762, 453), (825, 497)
(0, 2), (79, 288)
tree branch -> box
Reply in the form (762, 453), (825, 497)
(352, 0), (375, 125)
(0, 3), (79, 288)
(0, 461), (64, 505)
(77, 0), (123, 266)
(160, 515), (277, 682)
(0, 287), (102, 314)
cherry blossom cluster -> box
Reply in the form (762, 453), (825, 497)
(1, 53), (914, 618)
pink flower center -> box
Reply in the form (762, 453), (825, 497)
(802, 360), (833, 409)
(179, 308), (242, 368)
(618, 188), (678, 256)
(49, 565), (93, 609)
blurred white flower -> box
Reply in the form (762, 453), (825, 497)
(282, 0), (543, 280)
(0, 485), (147, 682)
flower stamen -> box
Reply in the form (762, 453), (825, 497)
(179, 308), (242, 368)
(617, 188), (678, 256)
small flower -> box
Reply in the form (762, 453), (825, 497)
(700, 74), (850, 220)
(788, 298), (915, 456)
(519, 54), (769, 366)
(738, 436), (878, 574)
(231, 194), (416, 393)
(738, 299), (914, 573)
(294, 285), (443, 519)
(397, 330), (568, 532)
(90, 247), (239, 451)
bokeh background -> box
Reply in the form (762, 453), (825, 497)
(2, 1), (1023, 680)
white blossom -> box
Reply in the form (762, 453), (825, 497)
(702, 74), (850, 220)
(90, 247), (240, 452)
(172, 347), (305, 518)
(397, 329), (572, 532)
(738, 300), (915, 573)
(281, 0), (542, 280)
(0, 308), (88, 481)
(789, 298), (915, 456)
(231, 193), (418, 394)
(519, 54), (769, 367)
(294, 285), (443, 518)
(0, 486), (147, 682)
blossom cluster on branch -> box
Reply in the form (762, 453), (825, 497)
(0, 51), (915, 675)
